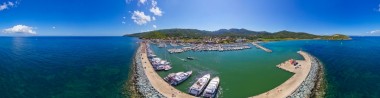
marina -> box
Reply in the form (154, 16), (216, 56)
(138, 42), (195, 98)
(166, 43), (252, 53)
(146, 40), (322, 98)
(135, 40), (326, 98)
(140, 42), (222, 97)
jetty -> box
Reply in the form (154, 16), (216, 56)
(251, 51), (312, 98)
(251, 42), (272, 52)
(139, 42), (195, 98)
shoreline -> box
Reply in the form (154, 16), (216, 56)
(310, 56), (327, 98)
(125, 53), (143, 98)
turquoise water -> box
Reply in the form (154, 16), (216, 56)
(150, 43), (304, 98)
(300, 37), (380, 98)
(0, 36), (379, 97)
(150, 37), (380, 98)
(0, 37), (139, 98)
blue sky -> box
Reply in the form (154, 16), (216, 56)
(1, 0), (380, 36)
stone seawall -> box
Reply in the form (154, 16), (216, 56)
(288, 53), (325, 98)
(132, 46), (165, 98)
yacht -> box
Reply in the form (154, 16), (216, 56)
(164, 71), (192, 86)
(188, 74), (211, 96)
(202, 77), (220, 98)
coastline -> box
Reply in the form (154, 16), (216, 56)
(125, 53), (143, 98)
(310, 56), (327, 98)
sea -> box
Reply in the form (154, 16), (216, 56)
(0, 36), (139, 98)
(0, 36), (379, 98)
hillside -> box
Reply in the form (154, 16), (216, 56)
(126, 28), (350, 41)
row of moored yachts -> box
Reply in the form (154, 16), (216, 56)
(164, 71), (220, 97)
(147, 45), (220, 97)
(147, 45), (172, 71)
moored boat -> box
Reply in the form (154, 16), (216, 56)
(188, 74), (211, 96)
(187, 57), (195, 60)
(202, 77), (220, 98)
(164, 71), (192, 86)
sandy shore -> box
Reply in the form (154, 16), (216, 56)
(138, 42), (195, 98)
(251, 51), (312, 98)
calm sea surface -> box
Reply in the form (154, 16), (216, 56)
(0, 37), (139, 98)
(151, 36), (380, 98)
(0, 36), (379, 98)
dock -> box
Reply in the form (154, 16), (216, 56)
(251, 42), (272, 52)
(139, 42), (195, 98)
(251, 51), (312, 98)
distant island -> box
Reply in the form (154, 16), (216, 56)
(126, 28), (350, 43)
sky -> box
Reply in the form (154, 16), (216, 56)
(1, 0), (380, 36)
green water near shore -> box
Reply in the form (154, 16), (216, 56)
(150, 43), (304, 98)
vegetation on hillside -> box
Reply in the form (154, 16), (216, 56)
(126, 28), (350, 41)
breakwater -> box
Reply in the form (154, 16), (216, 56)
(288, 52), (325, 98)
(131, 45), (165, 97)
(251, 42), (272, 52)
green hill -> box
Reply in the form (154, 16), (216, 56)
(126, 28), (350, 41)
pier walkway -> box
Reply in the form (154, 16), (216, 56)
(251, 42), (272, 52)
(251, 51), (312, 98)
(139, 42), (195, 98)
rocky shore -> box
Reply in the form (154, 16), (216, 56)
(288, 53), (326, 98)
(128, 46), (165, 98)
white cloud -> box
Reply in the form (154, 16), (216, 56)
(0, 1), (15, 11)
(131, 11), (151, 25)
(149, 0), (162, 16)
(150, 7), (162, 16)
(153, 25), (157, 29)
(8, 1), (14, 6)
(2, 25), (37, 34)
(139, 0), (147, 4)
(368, 30), (380, 34)
(151, 0), (157, 6)
(152, 16), (156, 21)
(0, 3), (9, 11)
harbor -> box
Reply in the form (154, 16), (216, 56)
(133, 40), (325, 98)
(167, 43), (251, 54)
(150, 41), (222, 97)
